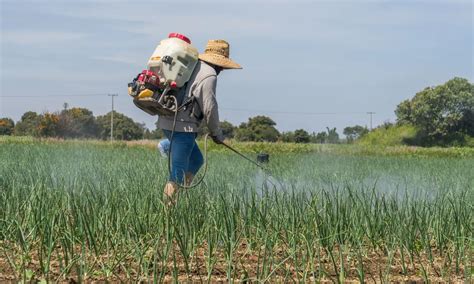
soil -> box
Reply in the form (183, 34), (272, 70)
(0, 241), (469, 283)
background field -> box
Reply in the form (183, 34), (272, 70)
(1, 138), (473, 282)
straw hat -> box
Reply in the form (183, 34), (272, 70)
(199, 40), (242, 69)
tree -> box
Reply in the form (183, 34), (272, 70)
(280, 131), (295, 142)
(313, 131), (328, 143)
(147, 128), (164, 139)
(326, 127), (340, 144)
(234, 123), (253, 141)
(38, 112), (60, 137)
(196, 120), (234, 139)
(394, 99), (412, 125)
(235, 116), (280, 142)
(14, 111), (41, 136)
(293, 129), (310, 143)
(395, 77), (474, 145)
(343, 125), (369, 143)
(57, 107), (99, 138)
(0, 118), (15, 135)
(149, 119), (165, 139)
(220, 121), (235, 139)
(97, 111), (145, 140)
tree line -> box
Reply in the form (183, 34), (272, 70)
(196, 116), (349, 143)
(0, 108), (147, 141)
(1, 77), (471, 146)
(0, 107), (353, 143)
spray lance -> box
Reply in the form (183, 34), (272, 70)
(221, 142), (269, 171)
(218, 147), (281, 190)
(167, 133), (271, 190)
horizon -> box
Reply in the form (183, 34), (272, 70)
(1, 0), (472, 133)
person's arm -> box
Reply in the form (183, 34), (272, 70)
(199, 76), (224, 142)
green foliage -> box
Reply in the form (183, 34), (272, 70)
(96, 111), (145, 140)
(343, 125), (369, 143)
(358, 124), (418, 146)
(280, 129), (311, 143)
(148, 120), (165, 139)
(293, 129), (311, 143)
(147, 128), (165, 139)
(2, 135), (473, 157)
(57, 107), (100, 138)
(220, 120), (235, 139)
(247, 115), (276, 127)
(0, 117), (15, 135)
(465, 136), (474, 147)
(0, 140), (472, 281)
(197, 120), (235, 139)
(394, 99), (412, 124)
(235, 115), (280, 142)
(326, 127), (340, 144)
(38, 112), (60, 137)
(13, 108), (148, 140)
(13, 111), (41, 136)
(280, 131), (295, 142)
(395, 77), (474, 146)
(313, 131), (328, 143)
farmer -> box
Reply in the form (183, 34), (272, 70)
(157, 39), (242, 199)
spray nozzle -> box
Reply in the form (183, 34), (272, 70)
(257, 153), (269, 164)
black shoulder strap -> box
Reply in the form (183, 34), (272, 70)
(175, 82), (188, 107)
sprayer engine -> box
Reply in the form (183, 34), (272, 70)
(128, 33), (199, 116)
(128, 70), (178, 116)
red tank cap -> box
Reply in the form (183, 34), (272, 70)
(168, 33), (191, 44)
(170, 81), (177, 88)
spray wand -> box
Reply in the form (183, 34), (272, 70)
(220, 142), (268, 171)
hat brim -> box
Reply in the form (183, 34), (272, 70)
(199, 54), (242, 69)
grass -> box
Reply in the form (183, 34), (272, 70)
(2, 135), (474, 157)
(0, 138), (473, 282)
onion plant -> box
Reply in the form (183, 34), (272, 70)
(0, 141), (472, 282)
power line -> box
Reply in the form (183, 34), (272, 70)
(1, 94), (388, 119)
(221, 107), (368, 115)
(0, 94), (112, 98)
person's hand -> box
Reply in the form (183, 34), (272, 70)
(211, 134), (225, 144)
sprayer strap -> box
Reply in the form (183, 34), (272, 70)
(177, 74), (216, 114)
(177, 96), (195, 111)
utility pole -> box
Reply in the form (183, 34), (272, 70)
(367, 112), (375, 130)
(108, 94), (118, 141)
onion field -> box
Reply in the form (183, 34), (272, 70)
(0, 140), (473, 282)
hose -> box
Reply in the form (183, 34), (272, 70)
(167, 96), (208, 189)
(165, 95), (270, 190)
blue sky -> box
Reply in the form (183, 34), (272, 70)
(1, 0), (472, 133)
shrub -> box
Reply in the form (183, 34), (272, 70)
(358, 124), (417, 146)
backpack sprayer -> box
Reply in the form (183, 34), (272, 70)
(128, 33), (269, 188)
(128, 33), (199, 116)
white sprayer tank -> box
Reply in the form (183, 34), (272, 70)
(147, 33), (199, 88)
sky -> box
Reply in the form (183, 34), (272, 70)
(1, 0), (472, 134)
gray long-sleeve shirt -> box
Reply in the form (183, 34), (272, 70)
(157, 61), (222, 137)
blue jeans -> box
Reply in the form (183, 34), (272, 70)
(163, 130), (204, 184)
